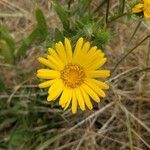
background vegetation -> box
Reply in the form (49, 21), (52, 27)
(0, 0), (150, 149)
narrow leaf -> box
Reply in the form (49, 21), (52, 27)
(0, 40), (14, 63)
(55, 28), (64, 42)
(0, 26), (15, 53)
(35, 8), (48, 39)
(52, 0), (69, 30)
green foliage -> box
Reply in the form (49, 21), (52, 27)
(51, 0), (113, 48)
(9, 128), (30, 150)
(54, 28), (64, 42)
(0, 8), (49, 63)
(0, 76), (8, 93)
(0, 26), (15, 63)
(77, 0), (92, 16)
(52, 0), (69, 30)
(94, 30), (112, 48)
(0, 26), (15, 51)
(0, 39), (14, 63)
(36, 8), (48, 39)
(15, 8), (48, 58)
(0, 8), (48, 62)
(1, 0), (148, 149)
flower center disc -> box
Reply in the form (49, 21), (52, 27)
(61, 64), (86, 88)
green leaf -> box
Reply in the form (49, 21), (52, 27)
(93, 30), (111, 48)
(54, 28), (64, 42)
(78, 0), (92, 15)
(0, 26), (15, 63)
(0, 26), (15, 53)
(28, 28), (42, 42)
(0, 40), (14, 63)
(35, 8), (48, 40)
(14, 37), (30, 58)
(52, 0), (69, 30)
(9, 129), (30, 150)
(15, 8), (48, 58)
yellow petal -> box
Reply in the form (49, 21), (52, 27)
(87, 46), (97, 55)
(48, 48), (57, 55)
(47, 79), (64, 101)
(59, 87), (72, 107)
(73, 37), (84, 59)
(87, 70), (110, 78)
(87, 58), (107, 70)
(87, 50), (104, 61)
(72, 49), (85, 64)
(38, 79), (56, 88)
(37, 57), (58, 70)
(37, 69), (60, 79)
(72, 40), (89, 64)
(75, 88), (85, 111)
(80, 87), (93, 110)
(144, 2), (150, 18)
(47, 55), (64, 70)
(48, 48), (65, 67)
(89, 79), (109, 89)
(64, 38), (72, 62)
(81, 83), (100, 103)
(71, 91), (77, 114)
(64, 94), (72, 110)
(144, 11), (150, 18)
(81, 41), (90, 53)
(83, 50), (104, 67)
(59, 87), (67, 106)
(55, 42), (67, 65)
(144, 0), (150, 4)
(85, 79), (106, 98)
(132, 3), (144, 13)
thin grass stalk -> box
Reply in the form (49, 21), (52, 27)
(126, 21), (142, 50)
(106, 0), (110, 24)
(125, 110), (133, 150)
(112, 35), (150, 73)
(108, 12), (128, 23)
(118, 0), (125, 15)
(68, 0), (73, 9)
(146, 36), (150, 66)
(93, 0), (106, 13)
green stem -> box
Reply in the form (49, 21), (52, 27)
(106, 0), (110, 24)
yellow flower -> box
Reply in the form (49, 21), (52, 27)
(37, 37), (110, 114)
(132, 0), (150, 19)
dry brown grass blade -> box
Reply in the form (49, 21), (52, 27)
(36, 102), (114, 150)
(0, 0), (30, 18)
(118, 101), (150, 134)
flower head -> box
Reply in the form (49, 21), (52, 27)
(132, 0), (150, 19)
(37, 37), (110, 114)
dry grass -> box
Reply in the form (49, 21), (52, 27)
(0, 0), (150, 150)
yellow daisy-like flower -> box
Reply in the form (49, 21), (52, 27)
(132, 0), (150, 19)
(37, 37), (110, 114)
